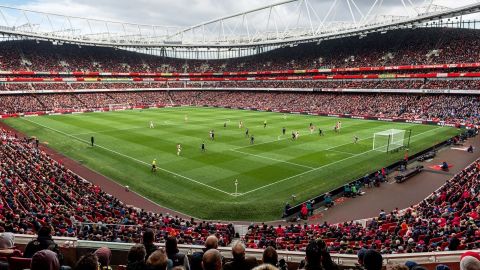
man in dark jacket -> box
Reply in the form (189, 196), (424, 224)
(190, 235), (218, 270)
(142, 229), (158, 260)
(223, 241), (257, 270)
(165, 237), (189, 270)
(23, 226), (61, 260)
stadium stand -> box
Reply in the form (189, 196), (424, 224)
(244, 158), (480, 253)
(2, 91), (478, 125)
(0, 128), (235, 245)
(0, 28), (479, 73)
(0, 24), (480, 270)
(0, 125), (479, 253)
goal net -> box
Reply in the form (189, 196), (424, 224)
(108, 103), (130, 111)
(373, 129), (406, 152)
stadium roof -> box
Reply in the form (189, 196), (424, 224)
(0, 0), (479, 59)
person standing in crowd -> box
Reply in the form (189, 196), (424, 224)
(165, 237), (190, 270)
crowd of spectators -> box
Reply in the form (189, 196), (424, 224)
(0, 28), (479, 74)
(0, 79), (479, 93)
(0, 128), (235, 246)
(243, 159), (480, 253)
(0, 91), (478, 125)
(169, 91), (480, 125)
(185, 80), (480, 90)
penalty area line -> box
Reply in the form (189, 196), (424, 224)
(230, 149), (315, 169)
(21, 118), (234, 197)
(237, 126), (444, 196)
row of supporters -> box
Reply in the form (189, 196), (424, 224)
(0, 28), (479, 73)
(0, 91), (479, 125)
(2, 72), (480, 82)
(2, 79), (480, 91)
(0, 125), (478, 254)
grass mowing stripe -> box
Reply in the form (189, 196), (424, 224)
(324, 149), (357, 155)
(237, 126), (444, 196)
(20, 117), (234, 197)
(4, 107), (458, 221)
(230, 149), (315, 169)
(71, 126), (149, 136)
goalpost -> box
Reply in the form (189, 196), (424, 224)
(108, 103), (130, 111)
(373, 129), (410, 152)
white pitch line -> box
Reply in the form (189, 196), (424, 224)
(232, 132), (316, 150)
(21, 118), (234, 197)
(324, 149), (357, 156)
(237, 126), (444, 196)
(230, 149), (315, 169)
(231, 121), (376, 151)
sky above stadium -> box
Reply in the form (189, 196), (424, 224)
(2, 0), (472, 27)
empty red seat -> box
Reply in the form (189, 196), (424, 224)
(8, 257), (32, 270)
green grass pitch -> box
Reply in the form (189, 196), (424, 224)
(2, 107), (461, 221)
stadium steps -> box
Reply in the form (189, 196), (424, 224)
(33, 94), (47, 109)
(167, 91), (175, 106)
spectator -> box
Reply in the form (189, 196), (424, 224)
(405, 261), (418, 270)
(202, 249), (222, 270)
(262, 246), (278, 267)
(299, 241), (322, 270)
(253, 265), (279, 270)
(0, 233), (14, 248)
(94, 247), (112, 270)
(31, 250), (60, 270)
(357, 248), (367, 268)
(363, 250), (383, 270)
(143, 229), (158, 260)
(460, 256), (480, 270)
(146, 250), (169, 270)
(127, 244), (147, 270)
(24, 226), (62, 260)
(191, 235), (218, 270)
(74, 253), (99, 270)
(223, 240), (257, 270)
(0, 232), (21, 270)
(165, 236), (190, 270)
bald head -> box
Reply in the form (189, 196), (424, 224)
(205, 235), (219, 250)
(231, 240), (246, 260)
(202, 249), (222, 270)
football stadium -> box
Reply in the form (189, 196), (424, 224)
(0, 0), (479, 269)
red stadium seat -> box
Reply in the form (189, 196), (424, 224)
(8, 257), (31, 270)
